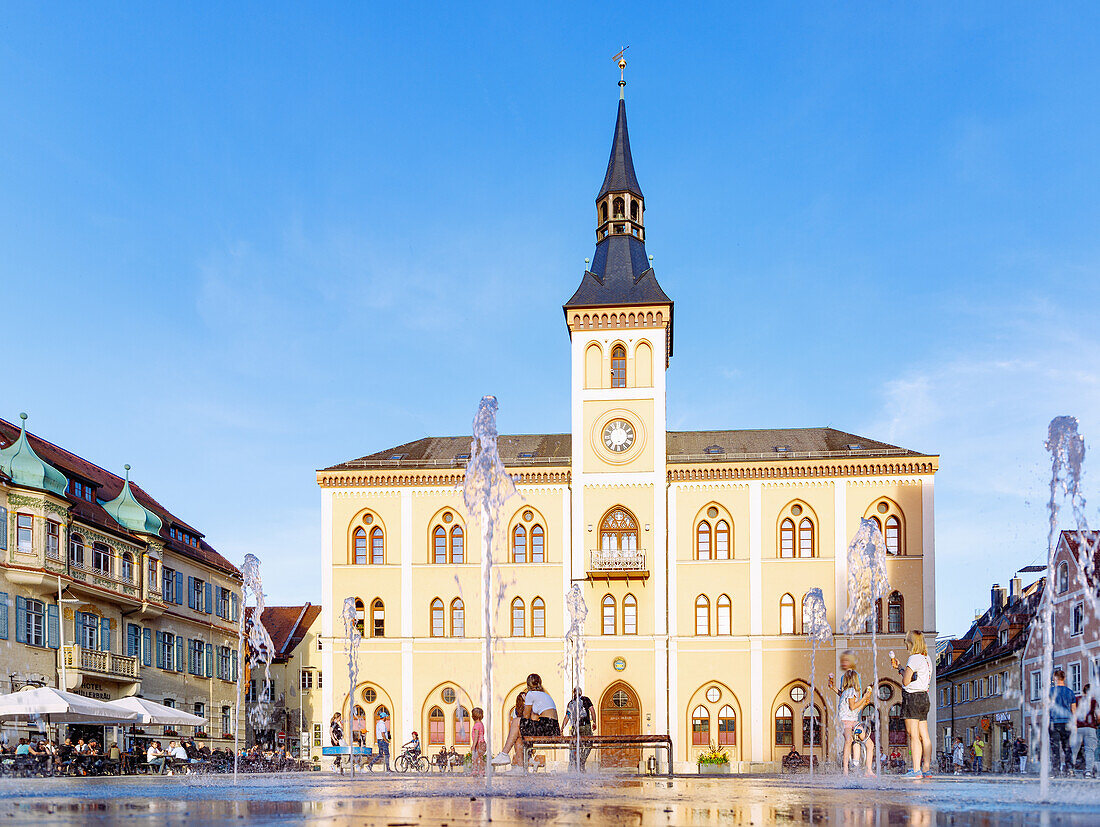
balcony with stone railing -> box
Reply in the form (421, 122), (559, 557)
(587, 549), (649, 582)
(60, 645), (141, 690)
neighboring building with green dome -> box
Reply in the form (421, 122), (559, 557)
(0, 414), (246, 752)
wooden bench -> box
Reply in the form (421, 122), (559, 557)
(522, 734), (673, 776)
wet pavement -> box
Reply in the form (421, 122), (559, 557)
(1, 772), (1099, 825)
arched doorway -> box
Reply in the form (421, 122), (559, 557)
(600, 682), (641, 768)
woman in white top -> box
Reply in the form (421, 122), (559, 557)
(521, 673), (559, 736)
(891, 629), (934, 777)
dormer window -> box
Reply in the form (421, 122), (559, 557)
(774, 445), (790, 453)
(389, 454), (404, 461)
(518, 452), (535, 459)
(704, 445), (724, 455)
(69, 479), (95, 502)
(456, 453), (470, 461)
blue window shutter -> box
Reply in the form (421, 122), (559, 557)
(0, 507), (7, 550)
(155, 631), (163, 669)
(101, 617), (110, 653)
(127, 624), (137, 656)
(231, 593), (239, 623)
(15, 595), (26, 644)
(175, 634), (184, 672)
(187, 577), (195, 609)
(231, 649), (238, 681)
(176, 572), (184, 605)
(204, 582), (213, 615)
(143, 628), (152, 666)
(0, 592), (8, 640)
(205, 643), (213, 677)
(47, 604), (59, 650)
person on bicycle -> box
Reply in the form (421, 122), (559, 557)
(404, 731), (421, 757)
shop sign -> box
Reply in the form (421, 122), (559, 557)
(73, 682), (112, 701)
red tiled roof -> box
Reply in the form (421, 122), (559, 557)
(249, 604), (319, 660)
(1061, 530), (1100, 588)
(0, 417), (239, 578)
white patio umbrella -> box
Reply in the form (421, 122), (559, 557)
(0, 686), (142, 724)
(104, 697), (205, 727)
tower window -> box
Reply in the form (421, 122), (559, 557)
(611, 346), (626, 388)
(630, 200), (638, 220)
(613, 197), (625, 218)
(601, 202), (609, 222)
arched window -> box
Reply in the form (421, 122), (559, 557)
(696, 521), (712, 560)
(511, 598), (525, 637)
(623, 594), (637, 635)
(433, 526), (447, 564)
(801, 593), (813, 635)
(718, 705), (736, 745)
(691, 705), (710, 745)
(353, 528), (367, 564)
(428, 706), (445, 745)
(798, 518), (814, 558)
(531, 597), (545, 637)
(885, 516), (901, 556)
(695, 595), (710, 636)
(512, 525), (527, 563)
(354, 598), (365, 636)
(69, 533), (85, 567)
(450, 526), (464, 564)
(887, 592), (904, 634)
(599, 507), (638, 551)
(602, 595), (616, 635)
(1058, 562), (1069, 593)
(121, 552), (134, 582)
(92, 542), (111, 574)
(613, 197), (625, 218)
(888, 702), (906, 744)
(611, 345), (626, 388)
(454, 705), (471, 745)
(716, 594), (731, 636)
(802, 704), (822, 747)
(530, 525), (544, 562)
(601, 202), (609, 222)
(630, 200), (639, 220)
(451, 598), (464, 637)
(370, 527), (384, 564)
(715, 520), (730, 560)
(775, 705), (793, 745)
(780, 594), (796, 634)
(779, 519), (795, 558)
(431, 599), (445, 637)
(371, 599), (385, 637)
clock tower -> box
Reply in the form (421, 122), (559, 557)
(563, 65), (674, 732)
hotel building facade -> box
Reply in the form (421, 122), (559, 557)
(317, 82), (939, 771)
(0, 414), (244, 749)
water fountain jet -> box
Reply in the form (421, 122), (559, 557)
(802, 588), (832, 776)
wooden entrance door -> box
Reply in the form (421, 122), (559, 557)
(600, 682), (641, 768)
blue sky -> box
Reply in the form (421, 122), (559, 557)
(3, 3), (1099, 637)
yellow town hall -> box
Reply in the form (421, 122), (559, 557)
(316, 76), (939, 772)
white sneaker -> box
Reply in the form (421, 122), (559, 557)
(490, 752), (511, 767)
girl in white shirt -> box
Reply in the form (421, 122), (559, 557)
(891, 629), (934, 777)
(838, 670), (875, 776)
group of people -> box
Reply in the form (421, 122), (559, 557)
(1, 735), (124, 776)
(829, 630), (934, 778)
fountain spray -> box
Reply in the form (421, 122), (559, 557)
(803, 588), (832, 776)
(565, 584), (589, 771)
(234, 553), (274, 780)
(462, 396), (517, 784)
(342, 597), (363, 776)
(844, 518), (890, 777)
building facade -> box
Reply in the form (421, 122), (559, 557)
(243, 603), (322, 756)
(317, 80), (939, 772)
(935, 576), (1042, 770)
(0, 414), (244, 749)
(1021, 531), (1100, 741)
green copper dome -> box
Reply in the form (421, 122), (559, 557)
(0, 413), (68, 496)
(101, 464), (164, 536)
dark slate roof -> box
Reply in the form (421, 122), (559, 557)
(322, 427), (929, 471)
(564, 236), (672, 310)
(597, 99), (643, 200)
(936, 578), (1044, 679)
(0, 417), (240, 577)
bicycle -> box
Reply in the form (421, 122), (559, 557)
(394, 743), (429, 773)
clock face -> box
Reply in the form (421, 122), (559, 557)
(602, 419), (635, 453)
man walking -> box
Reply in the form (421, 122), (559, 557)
(563, 687), (597, 772)
(375, 710), (391, 771)
(1049, 669), (1077, 776)
(1072, 683), (1097, 778)
(973, 735), (985, 774)
(1013, 736), (1028, 773)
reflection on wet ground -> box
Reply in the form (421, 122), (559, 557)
(2, 773), (1099, 825)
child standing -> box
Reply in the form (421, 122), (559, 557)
(471, 708), (486, 775)
(952, 737), (965, 774)
(838, 669), (876, 776)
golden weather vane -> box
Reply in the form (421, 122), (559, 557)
(612, 45), (630, 81)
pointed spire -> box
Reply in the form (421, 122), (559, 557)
(597, 98), (643, 201)
(101, 464), (164, 536)
(0, 413), (68, 496)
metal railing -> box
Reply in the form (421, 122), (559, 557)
(62, 646), (140, 679)
(589, 549), (647, 572)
